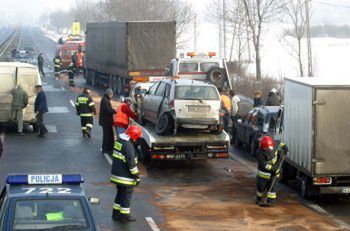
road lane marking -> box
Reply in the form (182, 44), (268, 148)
(146, 217), (161, 231)
(46, 125), (57, 133)
(55, 77), (58, 80)
(44, 85), (63, 92)
(69, 100), (75, 107)
(103, 153), (112, 165)
(48, 107), (69, 113)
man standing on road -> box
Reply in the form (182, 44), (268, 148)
(218, 87), (231, 132)
(34, 85), (48, 137)
(99, 89), (116, 155)
(114, 97), (138, 138)
(256, 136), (288, 207)
(67, 63), (75, 87)
(76, 87), (96, 138)
(37, 53), (45, 76)
(111, 125), (142, 222)
(11, 84), (28, 136)
(53, 54), (61, 77)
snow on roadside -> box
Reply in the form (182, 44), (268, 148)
(41, 29), (60, 44)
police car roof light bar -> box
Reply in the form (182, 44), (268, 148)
(6, 174), (84, 185)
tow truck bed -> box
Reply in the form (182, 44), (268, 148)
(137, 123), (230, 160)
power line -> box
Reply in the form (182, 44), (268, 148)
(311, 0), (350, 9)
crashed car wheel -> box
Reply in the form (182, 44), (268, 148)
(155, 114), (173, 135)
(207, 66), (226, 87)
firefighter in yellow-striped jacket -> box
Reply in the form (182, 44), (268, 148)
(256, 136), (288, 207)
(110, 126), (142, 223)
(75, 87), (96, 138)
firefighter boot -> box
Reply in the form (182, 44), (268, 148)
(255, 196), (262, 205)
(112, 209), (121, 220)
(120, 214), (136, 222)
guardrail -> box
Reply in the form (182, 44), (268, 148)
(0, 29), (17, 59)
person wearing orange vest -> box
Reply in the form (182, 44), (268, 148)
(218, 87), (232, 132)
(114, 98), (139, 137)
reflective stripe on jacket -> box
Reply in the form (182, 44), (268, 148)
(75, 93), (95, 117)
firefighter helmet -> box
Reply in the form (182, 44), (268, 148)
(260, 136), (274, 152)
(126, 126), (142, 141)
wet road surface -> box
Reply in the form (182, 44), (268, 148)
(0, 27), (349, 231)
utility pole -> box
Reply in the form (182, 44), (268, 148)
(223, 0), (227, 59)
(305, 0), (313, 77)
(194, 13), (197, 52)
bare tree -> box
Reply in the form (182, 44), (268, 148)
(71, 0), (106, 31)
(281, 0), (307, 76)
(104, 0), (194, 50)
(242, 0), (285, 80)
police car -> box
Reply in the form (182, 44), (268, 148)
(0, 174), (99, 230)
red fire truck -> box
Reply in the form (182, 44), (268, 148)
(58, 41), (85, 69)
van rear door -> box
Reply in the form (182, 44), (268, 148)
(314, 88), (350, 175)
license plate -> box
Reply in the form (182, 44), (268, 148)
(188, 106), (210, 112)
(342, 187), (350, 193)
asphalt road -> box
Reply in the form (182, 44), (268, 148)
(1, 27), (350, 231)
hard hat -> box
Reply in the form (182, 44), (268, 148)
(260, 136), (274, 152)
(126, 126), (142, 141)
(271, 88), (277, 93)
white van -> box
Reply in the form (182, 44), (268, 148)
(0, 62), (41, 125)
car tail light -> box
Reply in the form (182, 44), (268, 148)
(169, 100), (174, 108)
(313, 177), (332, 185)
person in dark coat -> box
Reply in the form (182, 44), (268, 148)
(253, 90), (265, 107)
(0, 129), (3, 159)
(99, 89), (116, 154)
(265, 88), (281, 106)
(37, 53), (45, 76)
(34, 85), (48, 137)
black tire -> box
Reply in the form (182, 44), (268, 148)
(233, 132), (242, 148)
(300, 175), (313, 199)
(250, 139), (258, 157)
(207, 66), (226, 87)
(155, 113), (173, 135)
(280, 162), (290, 185)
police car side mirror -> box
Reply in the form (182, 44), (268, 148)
(89, 197), (100, 204)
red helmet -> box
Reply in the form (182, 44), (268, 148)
(126, 126), (142, 141)
(260, 136), (274, 152)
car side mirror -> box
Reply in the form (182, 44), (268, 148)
(89, 197), (100, 204)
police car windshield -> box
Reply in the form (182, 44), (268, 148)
(13, 199), (88, 230)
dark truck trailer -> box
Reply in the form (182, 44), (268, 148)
(282, 77), (350, 198)
(85, 21), (176, 95)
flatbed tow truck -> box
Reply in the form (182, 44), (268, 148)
(135, 123), (230, 161)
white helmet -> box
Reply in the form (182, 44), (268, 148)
(271, 88), (277, 93)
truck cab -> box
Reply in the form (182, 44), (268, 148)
(167, 52), (233, 90)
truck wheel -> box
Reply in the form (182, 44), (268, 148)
(280, 162), (290, 185)
(207, 66), (226, 87)
(155, 114), (172, 135)
(300, 175), (313, 199)
(92, 71), (96, 87)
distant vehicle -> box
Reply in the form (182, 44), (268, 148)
(282, 77), (350, 198)
(24, 45), (34, 55)
(58, 41), (85, 69)
(0, 174), (99, 230)
(232, 106), (283, 156)
(84, 21), (176, 95)
(0, 62), (41, 126)
(140, 79), (222, 135)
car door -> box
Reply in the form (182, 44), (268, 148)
(151, 82), (167, 122)
(142, 82), (159, 121)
